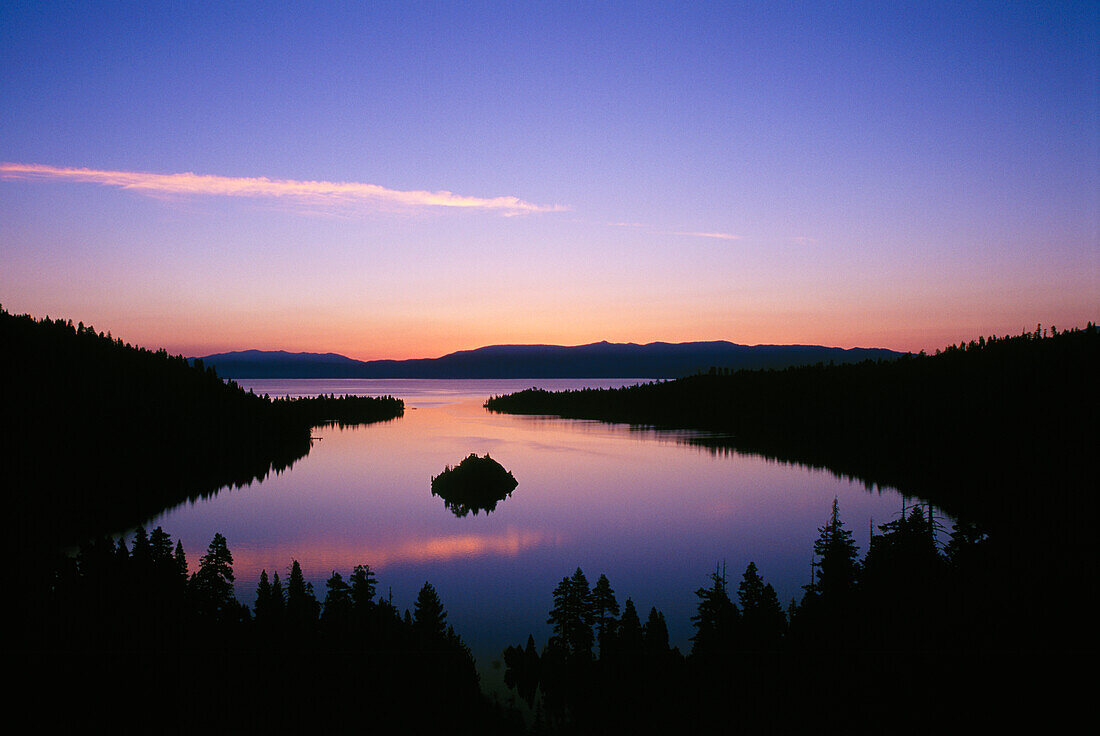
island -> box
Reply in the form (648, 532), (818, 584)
(430, 453), (519, 517)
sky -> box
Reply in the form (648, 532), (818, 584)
(2, 1), (1097, 359)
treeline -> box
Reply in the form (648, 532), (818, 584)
(487, 325), (1098, 545)
(0, 306), (403, 551)
(23, 527), (522, 733)
(503, 501), (1012, 732)
(272, 391), (405, 428)
(22, 504), (1008, 733)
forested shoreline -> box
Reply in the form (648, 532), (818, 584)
(1, 306), (403, 551)
(487, 325), (1097, 543)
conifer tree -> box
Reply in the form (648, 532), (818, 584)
(413, 582), (447, 639)
(809, 499), (860, 601)
(643, 607), (670, 655)
(173, 541), (188, 582)
(131, 526), (151, 566)
(270, 571), (285, 617)
(547, 568), (595, 660)
(349, 564), (377, 609)
(592, 574), (620, 651)
(190, 532), (236, 620)
(863, 505), (942, 588)
(690, 564), (738, 660)
(254, 569), (277, 626)
(738, 562), (785, 647)
(737, 561), (766, 612)
(618, 598), (644, 656)
(149, 527), (173, 567)
(321, 571), (352, 630)
(285, 560), (319, 630)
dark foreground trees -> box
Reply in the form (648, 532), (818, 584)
(504, 565), (687, 732)
(19, 497), (1060, 733)
(22, 528), (523, 734)
(504, 500), (1027, 733)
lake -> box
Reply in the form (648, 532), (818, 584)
(146, 378), (937, 667)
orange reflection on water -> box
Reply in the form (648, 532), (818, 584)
(229, 527), (559, 580)
(384, 528), (559, 566)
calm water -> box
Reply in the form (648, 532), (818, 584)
(148, 378), (932, 665)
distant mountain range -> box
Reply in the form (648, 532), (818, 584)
(195, 341), (903, 379)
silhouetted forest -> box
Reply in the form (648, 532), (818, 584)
(22, 527), (523, 733)
(1, 306), (403, 552)
(487, 324), (1096, 561)
(276, 391), (405, 428)
(431, 453), (519, 516)
(501, 499), (1037, 732)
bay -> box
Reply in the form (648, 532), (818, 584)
(146, 378), (935, 666)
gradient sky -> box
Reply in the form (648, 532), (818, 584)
(2, 1), (1097, 359)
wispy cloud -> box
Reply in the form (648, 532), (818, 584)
(0, 162), (566, 215)
(664, 230), (741, 241)
(607, 221), (741, 241)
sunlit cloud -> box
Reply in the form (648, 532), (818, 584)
(0, 162), (567, 215)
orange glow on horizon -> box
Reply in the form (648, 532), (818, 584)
(154, 315), (1097, 362)
(7, 293), (1092, 361)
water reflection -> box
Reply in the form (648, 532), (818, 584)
(147, 378), (939, 663)
(228, 528), (557, 571)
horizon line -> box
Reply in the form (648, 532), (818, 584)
(192, 339), (905, 362)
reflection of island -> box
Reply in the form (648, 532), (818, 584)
(431, 453), (518, 517)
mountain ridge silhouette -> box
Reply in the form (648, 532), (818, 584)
(196, 340), (902, 379)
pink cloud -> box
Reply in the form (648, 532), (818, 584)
(0, 162), (566, 215)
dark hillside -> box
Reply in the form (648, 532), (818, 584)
(1, 307), (402, 550)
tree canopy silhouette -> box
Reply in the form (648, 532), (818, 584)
(430, 453), (519, 516)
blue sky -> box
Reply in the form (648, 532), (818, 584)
(2, 1), (1096, 357)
